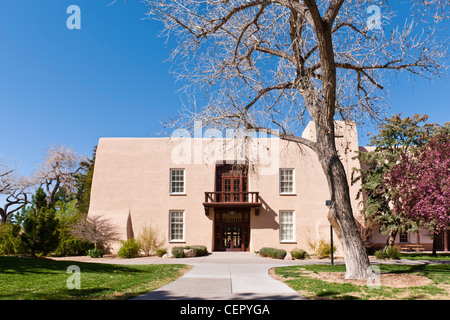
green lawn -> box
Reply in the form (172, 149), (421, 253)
(274, 264), (450, 300)
(0, 256), (190, 300)
(400, 253), (450, 260)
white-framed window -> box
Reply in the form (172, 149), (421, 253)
(170, 168), (185, 194)
(280, 210), (295, 242)
(169, 210), (185, 242)
(280, 169), (294, 194)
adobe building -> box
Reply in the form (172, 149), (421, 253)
(88, 121), (449, 254)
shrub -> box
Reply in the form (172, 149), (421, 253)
(316, 240), (336, 258)
(259, 247), (287, 259)
(54, 237), (93, 257)
(117, 239), (141, 258)
(138, 223), (164, 256)
(155, 248), (167, 257)
(172, 246), (185, 258)
(69, 215), (120, 254)
(291, 248), (309, 260)
(375, 246), (400, 260)
(171, 245), (209, 258)
(185, 245), (208, 257)
(0, 223), (22, 255)
(88, 248), (104, 258)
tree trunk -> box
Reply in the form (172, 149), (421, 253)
(387, 230), (398, 247)
(432, 233), (437, 256)
(315, 122), (372, 279)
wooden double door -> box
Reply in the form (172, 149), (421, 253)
(215, 164), (248, 203)
(214, 209), (250, 251)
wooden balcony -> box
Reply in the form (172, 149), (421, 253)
(203, 192), (261, 209)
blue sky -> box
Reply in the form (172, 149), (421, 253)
(0, 1), (448, 176)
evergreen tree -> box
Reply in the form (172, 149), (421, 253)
(74, 146), (96, 214)
(20, 188), (60, 257)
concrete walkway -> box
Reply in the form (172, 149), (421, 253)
(131, 252), (319, 300)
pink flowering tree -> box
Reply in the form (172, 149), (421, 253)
(384, 132), (450, 254)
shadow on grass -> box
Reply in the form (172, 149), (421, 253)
(0, 256), (148, 275)
(316, 293), (360, 300)
(0, 288), (113, 300)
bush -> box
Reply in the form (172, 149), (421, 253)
(54, 237), (93, 257)
(259, 247), (287, 259)
(155, 248), (167, 257)
(88, 248), (104, 258)
(172, 246), (185, 258)
(375, 246), (400, 260)
(0, 223), (22, 255)
(138, 223), (164, 256)
(185, 245), (208, 257)
(316, 240), (336, 258)
(171, 245), (209, 258)
(291, 248), (309, 260)
(117, 239), (141, 258)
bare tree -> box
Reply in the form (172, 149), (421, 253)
(69, 215), (120, 251)
(0, 163), (30, 223)
(33, 145), (84, 208)
(144, 0), (448, 278)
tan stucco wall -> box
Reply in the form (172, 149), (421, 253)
(88, 121), (364, 256)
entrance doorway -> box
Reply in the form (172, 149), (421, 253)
(214, 210), (250, 251)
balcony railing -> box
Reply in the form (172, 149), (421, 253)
(203, 191), (260, 206)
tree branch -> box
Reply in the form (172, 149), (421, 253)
(251, 126), (318, 152)
(324, 0), (345, 24)
(233, 4), (268, 63)
(302, 0), (324, 31)
(254, 44), (296, 63)
(198, 0), (272, 38)
(244, 81), (296, 113)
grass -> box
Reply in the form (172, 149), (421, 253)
(273, 264), (450, 300)
(400, 253), (450, 260)
(0, 256), (191, 300)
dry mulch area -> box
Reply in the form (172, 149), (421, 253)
(306, 271), (432, 288)
(269, 268), (432, 288)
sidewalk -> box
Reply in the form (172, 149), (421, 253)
(132, 252), (311, 300)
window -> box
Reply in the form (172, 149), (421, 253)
(280, 169), (294, 194)
(170, 169), (185, 194)
(399, 231), (408, 243)
(170, 210), (185, 242)
(280, 211), (295, 242)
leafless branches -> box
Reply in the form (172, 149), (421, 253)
(32, 145), (84, 207)
(69, 215), (120, 250)
(0, 163), (31, 223)
(145, 0), (447, 140)
(0, 145), (86, 223)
